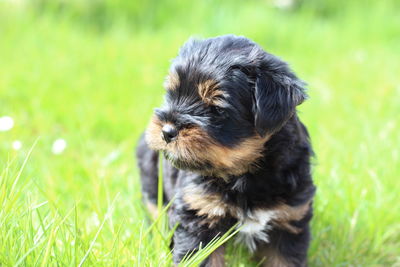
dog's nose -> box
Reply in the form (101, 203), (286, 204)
(162, 124), (178, 143)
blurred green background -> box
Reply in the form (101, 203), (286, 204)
(0, 0), (399, 266)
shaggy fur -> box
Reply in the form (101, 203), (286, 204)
(136, 35), (316, 267)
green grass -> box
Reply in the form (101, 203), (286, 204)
(1, 0), (399, 266)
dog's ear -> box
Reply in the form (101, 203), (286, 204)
(253, 58), (307, 136)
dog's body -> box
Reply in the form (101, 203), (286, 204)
(137, 35), (316, 267)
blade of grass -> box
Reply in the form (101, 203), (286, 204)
(78, 193), (119, 267)
(179, 224), (240, 267)
(8, 139), (38, 202)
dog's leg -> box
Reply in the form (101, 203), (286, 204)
(169, 199), (228, 267)
(255, 244), (292, 267)
(255, 211), (313, 267)
(171, 222), (225, 267)
(136, 133), (160, 218)
(207, 245), (225, 267)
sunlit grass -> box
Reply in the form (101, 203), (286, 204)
(1, 0), (399, 266)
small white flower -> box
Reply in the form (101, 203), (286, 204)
(12, 140), (22, 150)
(0, 116), (14, 132)
(52, 138), (67, 154)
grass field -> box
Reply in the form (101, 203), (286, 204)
(1, 0), (399, 266)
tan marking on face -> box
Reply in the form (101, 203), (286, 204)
(175, 126), (270, 176)
(145, 116), (165, 150)
(163, 71), (180, 90)
(209, 246), (226, 267)
(256, 245), (293, 267)
(198, 79), (224, 106)
(272, 200), (311, 234)
(145, 116), (270, 176)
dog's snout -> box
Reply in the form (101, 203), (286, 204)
(162, 124), (178, 143)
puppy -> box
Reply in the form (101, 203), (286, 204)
(137, 35), (316, 267)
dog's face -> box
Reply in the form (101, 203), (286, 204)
(146, 35), (307, 176)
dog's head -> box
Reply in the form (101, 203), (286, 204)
(146, 35), (307, 177)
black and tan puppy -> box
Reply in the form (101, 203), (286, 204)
(137, 35), (316, 267)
